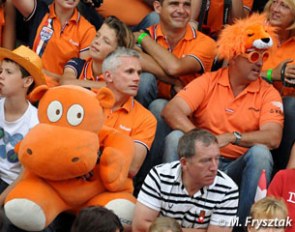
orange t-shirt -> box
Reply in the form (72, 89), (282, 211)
(97, 0), (152, 26)
(263, 36), (295, 96)
(104, 97), (156, 150)
(205, 0), (253, 35)
(0, 7), (5, 46)
(148, 24), (216, 99)
(32, 4), (96, 87)
(177, 68), (284, 159)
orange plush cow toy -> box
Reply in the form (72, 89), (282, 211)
(4, 85), (136, 231)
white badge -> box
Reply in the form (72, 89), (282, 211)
(40, 26), (54, 42)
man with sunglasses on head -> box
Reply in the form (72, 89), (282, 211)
(160, 14), (284, 231)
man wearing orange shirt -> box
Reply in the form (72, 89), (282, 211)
(134, 0), (216, 106)
(161, 15), (284, 229)
(102, 47), (157, 196)
(133, 0), (216, 167)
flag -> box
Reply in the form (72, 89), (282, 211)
(254, 169), (267, 202)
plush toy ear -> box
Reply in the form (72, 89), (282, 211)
(28, 85), (49, 103)
(96, 87), (115, 109)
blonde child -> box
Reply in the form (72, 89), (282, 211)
(248, 197), (289, 232)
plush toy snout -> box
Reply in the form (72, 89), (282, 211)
(18, 123), (99, 181)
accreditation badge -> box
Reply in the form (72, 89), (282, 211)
(40, 26), (54, 42)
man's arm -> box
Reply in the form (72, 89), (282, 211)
(161, 96), (196, 133)
(129, 143), (148, 178)
(135, 33), (203, 77)
(11, 0), (34, 18)
(139, 51), (180, 85)
(3, 0), (16, 50)
(216, 122), (283, 149)
(230, 0), (245, 22)
(132, 202), (159, 232)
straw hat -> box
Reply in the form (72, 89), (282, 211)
(0, 45), (46, 86)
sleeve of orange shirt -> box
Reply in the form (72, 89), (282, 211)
(177, 72), (213, 112)
(78, 18), (96, 54)
(131, 103), (157, 151)
(185, 32), (217, 73)
(259, 82), (284, 128)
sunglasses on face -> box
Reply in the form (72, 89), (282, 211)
(240, 50), (270, 63)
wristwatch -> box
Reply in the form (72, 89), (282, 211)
(233, 131), (242, 145)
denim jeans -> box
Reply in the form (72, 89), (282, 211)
(135, 72), (158, 108)
(131, 11), (160, 32)
(148, 99), (172, 166)
(162, 130), (184, 163)
(218, 145), (273, 225)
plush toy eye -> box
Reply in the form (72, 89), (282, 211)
(67, 104), (84, 126)
(47, 101), (63, 122)
(247, 33), (254, 37)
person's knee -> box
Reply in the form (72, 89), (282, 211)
(245, 145), (273, 168)
(149, 99), (168, 119)
(163, 130), (184, 162)
(136, 72), (157, 107)
(139, 73), (157, 93)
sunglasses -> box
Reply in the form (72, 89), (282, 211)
(240, 50), (270, 63)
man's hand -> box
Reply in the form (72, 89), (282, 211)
(216, 133), (235, 148)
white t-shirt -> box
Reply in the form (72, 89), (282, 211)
(0, 98), (39, 184)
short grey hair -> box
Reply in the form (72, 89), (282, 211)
(102, 47), (140, 73)
(178, 129), (218, 159)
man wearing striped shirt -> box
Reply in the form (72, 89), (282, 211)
(132, 129), (239, 232)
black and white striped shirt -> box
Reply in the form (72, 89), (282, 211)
(138, 161), (239, 228)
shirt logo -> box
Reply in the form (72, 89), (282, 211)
(40, 26), (53, 42)
(271, 101), (283, 112)
(119, 125), (131, 132)
(69, 39), (79, 47)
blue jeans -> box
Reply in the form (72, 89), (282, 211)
(135, 72), (158, 108)
(218, 145), (273, 225)
(148, 99), (172, 165)
(162, 130), (184, 163)
(131, 11), (159, 32)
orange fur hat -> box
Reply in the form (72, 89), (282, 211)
(217, 13), (277, 60)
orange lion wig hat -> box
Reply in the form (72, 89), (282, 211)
(217, 13), (277, 60)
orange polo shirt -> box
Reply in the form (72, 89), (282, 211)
(262, 36), (295, 96)
(205, 0), (253, 36)
(96, 0), (152, 26)
(32, 4), (96, 87)
(148, 24), (216, 99)
(177, 68), (284, 159)
(78, 58), (104, 81)
(104, 97), (156, 150)
(0, 7), (4, 46)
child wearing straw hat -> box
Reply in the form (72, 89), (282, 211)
(0, 45), (46, 206)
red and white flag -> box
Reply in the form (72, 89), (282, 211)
(254, 169), (267, 202)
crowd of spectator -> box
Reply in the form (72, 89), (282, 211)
(0, 0), (295, 231)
